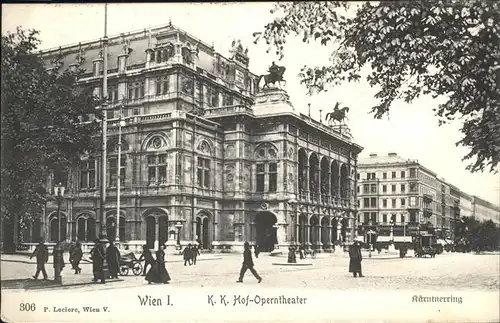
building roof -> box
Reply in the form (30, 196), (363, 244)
(358, 153), (415, 166)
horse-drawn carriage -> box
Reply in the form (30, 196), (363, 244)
(119, 252), (143, 276)
(413, 233), (437, 258)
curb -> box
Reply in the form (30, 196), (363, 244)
(1, 279), (125, 290)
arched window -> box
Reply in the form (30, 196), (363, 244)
(49, 213), (67, 242)
(254, 143), (279, 193)
(76, 214), (96, 242)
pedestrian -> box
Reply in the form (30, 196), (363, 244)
(138, 244), (155, 276)
(145, 245), (171, 284)
(53, 241), (65, 272)
(106, 241), (120, 279)
(192, 244), (201, 265)
(71, 241), (83, 274)
(237, 241), (262, 283)
(254, 244), (260, 258)
(348, 240), (364, 278)
(90, 238), (106, 283)
(181, 244), (192, 266)
(30, 239), (49, 280)
(69, 241), (75, 270)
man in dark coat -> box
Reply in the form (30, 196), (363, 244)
(192, 244), (201, 265)
(106, 241), (120, 279)
(90, 238), (106, 283)
(30, 239), (49, 280)
(348, 241), (364, 278)
(71, 241), (83, 274)
(138, 244), (155, 276)
(237, 241), (262, 283)
(181, 244), (192, 266)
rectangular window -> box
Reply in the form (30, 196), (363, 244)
(80, 159), (96, 189)
(370, 184), (377, 193)
(383, 172), (387, 179)
(392, 198), (397, 208)
(363, 184), (369, 193)
(401, 214), (405, 223)
(268, 163), (277, 192)
(363, 198), (370, 208)
(409, 168), (416, 178)
(401, 198), (406, 206)
(410, 182), (418, 193)
(148, 154), (167, 185)
(391, 214), (396, 223)
(162, 76), (169, 95)
(382, 214), (387, 223)
(370, 212), (377, 223)
(256, 164), (265, 192)
(108, 155), (125, 187)
(382, 199), (387, 208)
(357, 186), (360, 193)
(158, 154), (167, 184)
(357, 200), (360, 208)
(363, 213), (369, 224)
(409, 196), (417, 206)
(391, 184), (396, 193)
(401, 171), (405, 178)
(370, 197), (377, 207)
(410, 211), (417, 222)
(197, 157), (211, 188)
(392, 171), (396, 178)
(156, 78), (162, 95)
(356, 173), (360, 180)
(382, 185), (387, 193)
(401, 184), (406, 193)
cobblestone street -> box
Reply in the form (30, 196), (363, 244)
(2, 252), (498, 292)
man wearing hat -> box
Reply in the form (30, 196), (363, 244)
(30, 239), (49, 280)
(90, 238), (106, 283)
(237, 241), (262, 283)
(348, 240), (364, 278)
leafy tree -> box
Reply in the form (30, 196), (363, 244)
(254, 1), (500, 172)
(1, 28), (100, 253)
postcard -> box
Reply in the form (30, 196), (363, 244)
(2, 2), (499, 323)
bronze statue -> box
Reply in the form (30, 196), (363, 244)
(258, 61), (286, 89)
(325, 102), (349, 125)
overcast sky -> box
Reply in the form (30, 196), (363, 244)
(3, 3), (499, 205)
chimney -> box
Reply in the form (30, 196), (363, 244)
(369, 153), (377, 157)
(388, 153), (397, 157)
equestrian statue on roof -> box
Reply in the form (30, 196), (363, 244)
(259, 61), (286, 89)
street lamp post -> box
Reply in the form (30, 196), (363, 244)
(53, 183), (65, 284)
(389, 219), (395, 252)
(175, 222), (183, 248)
(368, 219), (372, 258)
(115, 104), (126, 246)
(288, 197), (298, 244)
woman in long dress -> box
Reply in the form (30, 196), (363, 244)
(145, 245), (171, 284)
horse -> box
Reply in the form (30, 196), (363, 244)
(259, 66), (286, 89)
(325, 103), (349, 125)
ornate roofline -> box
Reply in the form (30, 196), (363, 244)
(41, 22), (212, 58)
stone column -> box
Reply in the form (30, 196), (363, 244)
(305, 165), (310, 201)
(154, 217), (159, 250)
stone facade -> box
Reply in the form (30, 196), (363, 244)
(17, 23), (363, 253)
